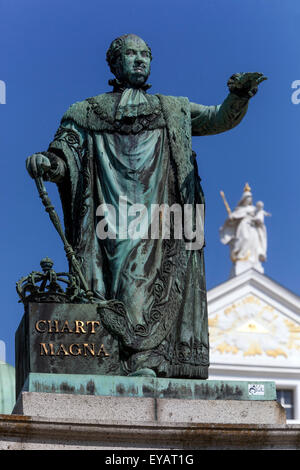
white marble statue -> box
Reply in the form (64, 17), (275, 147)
(219, 184), (271, 277)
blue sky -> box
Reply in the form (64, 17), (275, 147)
(0, 0), (299, 365)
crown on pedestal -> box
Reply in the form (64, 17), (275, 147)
(16, 258), (88, 305)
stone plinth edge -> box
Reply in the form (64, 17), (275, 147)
(0, 413), (299, 450)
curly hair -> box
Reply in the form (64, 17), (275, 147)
(106, 34), (152, 75)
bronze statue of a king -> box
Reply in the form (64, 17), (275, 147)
(26, 34), (266, 379)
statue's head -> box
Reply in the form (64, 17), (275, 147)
(238, 183), (253, 206)
(106, 34), (152, 88)
(244, 194), (252, 204)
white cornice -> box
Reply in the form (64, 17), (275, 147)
(209, 362), (300, 378)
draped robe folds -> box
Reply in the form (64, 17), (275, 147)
(45, 89), (249, 378)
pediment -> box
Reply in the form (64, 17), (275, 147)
(207, 269), (300, 366)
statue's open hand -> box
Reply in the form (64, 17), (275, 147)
(26, 153), (51, 179)
(227, 72), (267, 98)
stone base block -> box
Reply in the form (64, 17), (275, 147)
(13, 391), (285, 425)
(0, 413), (299, 450)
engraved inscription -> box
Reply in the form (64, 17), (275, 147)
(35, 319), (109, 357)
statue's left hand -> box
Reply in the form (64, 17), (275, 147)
(227, 72), (267, 98)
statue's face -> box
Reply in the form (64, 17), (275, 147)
(117, 36), (151, 87)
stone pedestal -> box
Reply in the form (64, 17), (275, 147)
(9, 303), (298, 450)
(14, 372), (281, 421)
(13, 389), (285, 425)
(1, 383), (291, 450)
(4, 374), (289, 449)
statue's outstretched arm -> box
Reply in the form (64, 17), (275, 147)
(191, 72), (267, 136)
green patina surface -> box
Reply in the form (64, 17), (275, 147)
(23, 372), (276, 401)
(22, 33), (267, 381)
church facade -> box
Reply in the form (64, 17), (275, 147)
(208, 269), (300, 422)
(209, 186), (300, 423)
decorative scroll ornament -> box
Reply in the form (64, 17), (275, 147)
(16, 257), (92, 304)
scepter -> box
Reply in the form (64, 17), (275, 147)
(220, 190), (232, 216)
(34, 176), (94, 301)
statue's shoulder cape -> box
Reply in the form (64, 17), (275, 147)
(61, 92), (196, 205)
(61, 92), (190, 129)
(61, 93), (117, 130)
